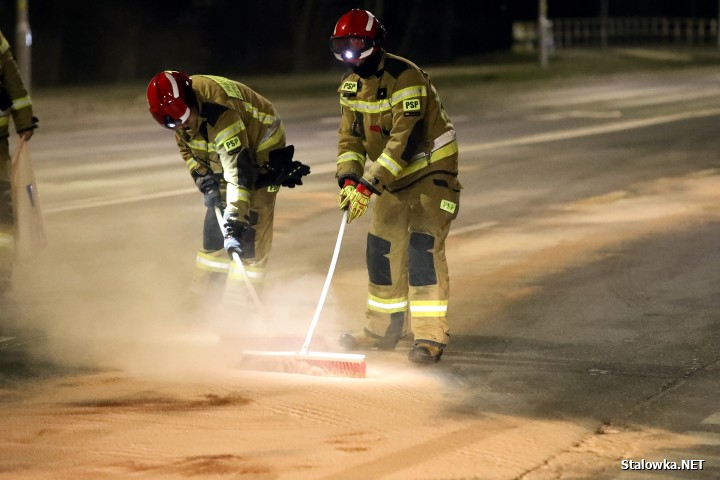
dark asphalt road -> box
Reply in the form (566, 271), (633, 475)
(1, 65), (719, 478)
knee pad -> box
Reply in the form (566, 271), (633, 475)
(408, 232), (436, 286)
(203, 207), (224, 251)
(237, 210), (259, 259)
(240, 225), (256, 259)
(0, 180), (12, 224)
(367, 233), (392, 286)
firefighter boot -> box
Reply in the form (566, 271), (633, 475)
(338, 329), (399, 351)
(338, 312), (405, 351)
(408, 341), (444, 364)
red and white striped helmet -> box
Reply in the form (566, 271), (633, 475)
(330, 9), (386, 64)
(146, 70), (194, 129)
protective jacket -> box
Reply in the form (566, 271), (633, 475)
(336, 51), (458, 194)
(0, 31), (36, 138)
(175, 75), (285, 222)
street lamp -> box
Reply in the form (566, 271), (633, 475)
(538, 0), (549, 68)
(15, 0), (32, 91)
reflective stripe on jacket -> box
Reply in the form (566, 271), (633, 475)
(336, 52), (457, 194)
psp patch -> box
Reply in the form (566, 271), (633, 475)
(439, 199), (457, 214)
(223, 136), (241, 153)
(402, 98), (421, 116)
(341, 81), (359, 94)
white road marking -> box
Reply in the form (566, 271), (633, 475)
(701, 412), (720, 425)
(611, 88), (720, 109)
(43, 187), (196, 214)
(448, 221), (499, 237)
(527, 84), (720, 108)
(530, 110), (623, 121)
(43, 108), (720, 215)
(687, 431), (720, 445)
(461, 107), (720, 153)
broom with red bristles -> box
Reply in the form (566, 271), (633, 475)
(240, 210), (367, 378)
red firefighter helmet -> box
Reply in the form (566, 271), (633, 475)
(146, 71), (194, 129)
(330, 9), (386, 64)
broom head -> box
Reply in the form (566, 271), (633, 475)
(240, 350), (367, 378)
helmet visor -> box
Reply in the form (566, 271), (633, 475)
(149, 104), (190, 130)
(163, 115), (183, 130)
(330, 36), (374, 61)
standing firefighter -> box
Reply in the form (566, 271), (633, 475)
(330, 10), (461, 363)
(0, 30), (38, 294)
(146, 71), (309, 305)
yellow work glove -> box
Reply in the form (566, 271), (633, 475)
(346, 183), (372, 223)
(338, 179), (356, 210)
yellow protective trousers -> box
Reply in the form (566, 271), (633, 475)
(192, 185), (278, 308)
(0, 133), (13, 283)
(363, 172), (461, 346)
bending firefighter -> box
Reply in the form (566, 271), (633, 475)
(146, 71), (309, 307)
(330, 10), (461, 363)
(0, 30), (38, 295)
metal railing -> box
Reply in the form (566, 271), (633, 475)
(513, 17), (720, 50)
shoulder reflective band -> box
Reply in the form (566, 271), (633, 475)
(202, 75), (243, 99)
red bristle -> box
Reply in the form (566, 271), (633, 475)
(239, 351), (367, 378)
(306, 360), (367, 378)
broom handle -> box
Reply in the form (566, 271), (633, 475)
(300, 210), (348, 354)
(214, 206), (266, 316)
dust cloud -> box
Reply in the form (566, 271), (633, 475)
(6, 211), (350, 382)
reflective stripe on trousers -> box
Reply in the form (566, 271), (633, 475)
(0, 234), (11, 277)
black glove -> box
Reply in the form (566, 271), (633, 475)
(222, 211), (249, 255)
(195, 174), (221, 208)
(256, 145), (311, 189)
(0, 180), (12, 224)
(275, 160), (311, 188)
(224, 236), (242, 256)
(0, 81), (11, 111)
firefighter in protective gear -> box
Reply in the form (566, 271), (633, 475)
(330, 10), (461, 364)
(146, 71), (309, 307)
(0, 30), (38, 295)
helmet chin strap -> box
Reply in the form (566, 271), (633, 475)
(351, 49), (383, 77)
